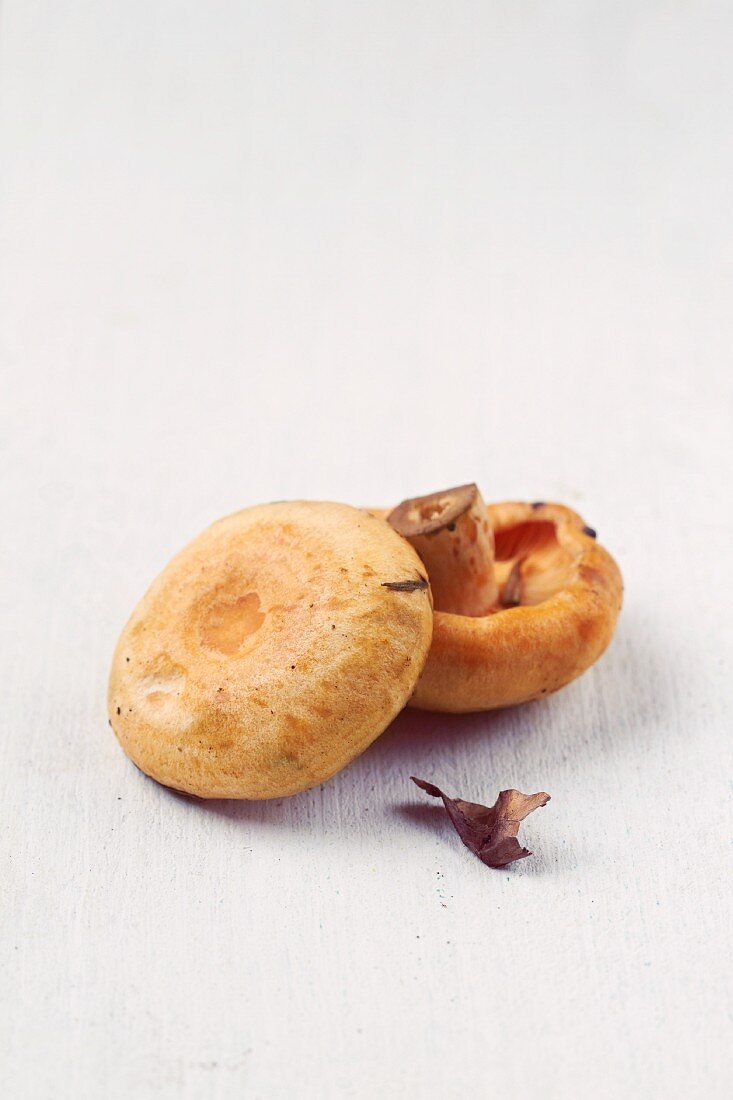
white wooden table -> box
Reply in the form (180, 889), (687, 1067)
(2, 4), (731, 1097)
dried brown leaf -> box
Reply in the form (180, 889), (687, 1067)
(382, 577), (429, 592)
(411, 777), (550, 868)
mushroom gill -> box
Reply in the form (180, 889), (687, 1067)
(494, 520), (576, 608)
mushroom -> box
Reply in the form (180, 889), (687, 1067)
(378, 488), (622, 712)
(108, 501), (433, 798)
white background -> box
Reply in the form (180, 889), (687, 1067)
(1, 3), (732, 1098)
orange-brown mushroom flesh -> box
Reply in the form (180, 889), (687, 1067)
(382, 494), (622, 712)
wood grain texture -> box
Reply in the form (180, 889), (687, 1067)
(1, 3), (731, 1098)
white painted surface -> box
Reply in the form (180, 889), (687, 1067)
(1, 3), (731, 1097)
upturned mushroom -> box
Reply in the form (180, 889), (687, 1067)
(377, 485), (622, 712)
(108, 501), (433, 798)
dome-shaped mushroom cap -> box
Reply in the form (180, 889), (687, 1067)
(108, 502), (433, 798)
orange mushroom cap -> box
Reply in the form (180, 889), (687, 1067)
(108, 502), (433, 797)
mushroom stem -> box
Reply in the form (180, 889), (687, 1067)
(387, 484), (498, 616)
